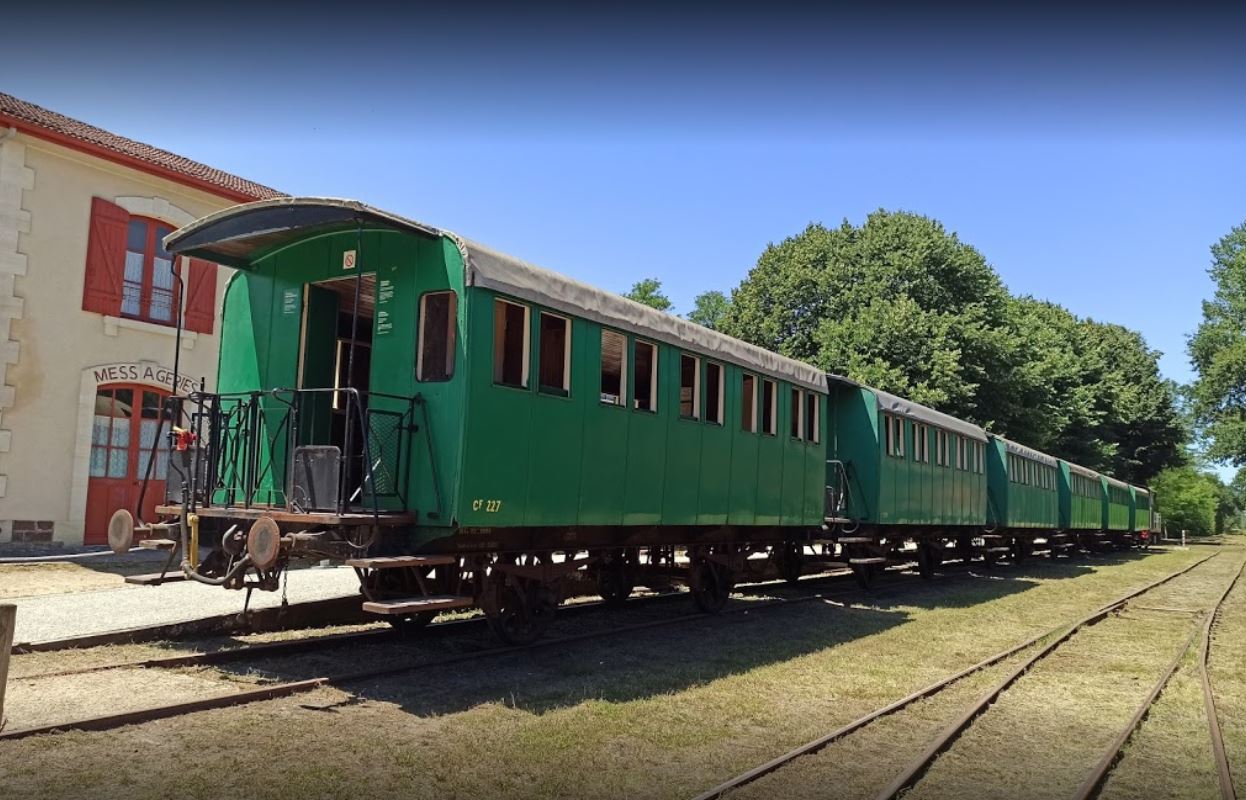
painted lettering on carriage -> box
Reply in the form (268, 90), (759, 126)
(472, 499), (503, 513)
(282, 289), (300, 315)
(91, 362), (197, 394)
(376, 309), (392, 335)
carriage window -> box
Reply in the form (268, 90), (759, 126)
(915, 424), (929, 463)
(790, 388), (804, 439)
(492, 299), (529, 388)
(705, 362), (724, 424)
(680, 354), (700, 419)
(633, 340), (657, 412)
(600, 330), (626, 406)
(417, 291), (456, 381)
(761, 379), (777, 435)
(806, 392), (819, 443)
(538, 312), (571, 396)
(937, 430), (948, 466)
(741, 374), (757, 432)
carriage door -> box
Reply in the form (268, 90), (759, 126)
(84, 385), (170, 543)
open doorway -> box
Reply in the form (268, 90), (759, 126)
(298, 275), (376, 509)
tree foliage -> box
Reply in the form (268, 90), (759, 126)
(1151, 466), (1238, 536)
(718, 209), (1183, 484)
(623, 278), (672, 312)
(1189, 220), (1246, 464)
(687, 290), (731, 330)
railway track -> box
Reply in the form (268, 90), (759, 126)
(690, 549), (1226, 800)
(10, 547), (1105, 682)
(0, 550), (1080, 741)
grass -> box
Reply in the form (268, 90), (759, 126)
(0, 558), (162, 599)
(0, 546), (1234, 800)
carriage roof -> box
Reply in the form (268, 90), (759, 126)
(166, 197), (828, 393)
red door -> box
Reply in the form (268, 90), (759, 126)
(84, 385), (170, 544)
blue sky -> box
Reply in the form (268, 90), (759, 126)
(5, 4), (1244, 468)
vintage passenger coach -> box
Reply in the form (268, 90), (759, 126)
(109, 197), (1157, 643)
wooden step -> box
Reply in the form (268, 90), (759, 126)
(985, 546), (1012, 553)
(345, 555), (457, 570)
(362, 595), (475, 615)
(838, 536), (875, 544)
(138, 538), (178, 550)
(125, 572), (189, 586)
(848, 557), (887, 565)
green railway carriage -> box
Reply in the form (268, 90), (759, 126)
(106, 195), (1161, 641)
(985, 436), (1059, 531)
(1103, 477), (1131, 532)
(1058, 460), (1102, 531)
(139, 198), (829, 638)
(1130, 486), (1152, 537)
(827, 377), (988, 530)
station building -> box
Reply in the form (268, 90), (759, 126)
(0, 92), (282, 549)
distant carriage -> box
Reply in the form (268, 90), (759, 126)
(110, 197), (1157, 643)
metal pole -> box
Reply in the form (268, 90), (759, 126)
(0, 604), (15, 730)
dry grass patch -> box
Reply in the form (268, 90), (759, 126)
(0, 548), (1220, 800)
(0, 558), (159, 598)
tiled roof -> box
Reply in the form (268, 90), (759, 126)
(0, 92), (284, 201)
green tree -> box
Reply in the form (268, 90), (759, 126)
(1151, 463), (1231, 533)
(1190, 220), (1246, 464)
(687, 290), (731, 330)
(623, 278), (672, 312)
(721, 212), (1017, 428)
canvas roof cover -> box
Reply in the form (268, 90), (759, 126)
(994, 436), (1059, 467)
(165, 197), (828, 393)
(825, 376), (987, 442)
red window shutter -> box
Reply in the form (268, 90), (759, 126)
(82, 197), (129, 316)
(183, 258), (218, 334)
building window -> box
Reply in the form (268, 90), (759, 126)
(680, 354), (700, 419)
(805, 392), (819, 443)
(492, 299), (529, 388)
(122, 217), (178, 324)
(633, 340), (657, 412)
(600, 330), (627, 406)
(91, 387), (134, 479)
(705, 362), (724, 424)
(741, 374), (757, 432)
(761, 379), (777, 435)
(790, 387), (804, 439)
(537, 312), (571, 395)
(416, 291), (456, 382)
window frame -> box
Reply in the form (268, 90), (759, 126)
(415, 290), (457, 382)
(536, 310), (572, 397)
(741, 373), (758, 433)
(789, 386), (804, 440)
(679, 353), (702, 420)
(761, 378), (778, 436)
(805, 391), (820, 444)
(632, 339), (658, 413)
(599, 328), (628, 407)
(492, 298), (531, 389)
(121, 215), (180, 327)
(704, 361), (725, 425)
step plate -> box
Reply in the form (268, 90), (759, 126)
(124, 572), (189, 586)
(138, 538), (178, 550)
(346, 555), (457, 570)
(361, 595), (475, 615)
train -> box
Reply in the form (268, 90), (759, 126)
(107, 197), (1155, 643)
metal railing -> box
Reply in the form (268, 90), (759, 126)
(171, 387), (417, 516)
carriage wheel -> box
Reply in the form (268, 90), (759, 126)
(487, 581), (557, 645)
(690, 556), (732, 613)
(852, 562), (878, 589)
(916, 542), (940, 580)
(774, 541), (804, 585)
(596, 553), (635, 608)
(1012, 539), (1033, 562)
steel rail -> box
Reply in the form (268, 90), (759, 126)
(690, 551), (1218, 800)
(10, 552), (1067, 682)
(0, 582), (874, 742)
(1074, 556), (1246, 800)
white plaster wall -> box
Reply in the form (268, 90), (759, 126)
(0, 132), (240, 545)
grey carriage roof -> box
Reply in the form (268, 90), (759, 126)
(823, 375), (987, 442)
(993, 436), (1059, 468)
(1064, 460), (1101, 480)
(1105, 475), (1130, 489)
(165, 197), (828, 393)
